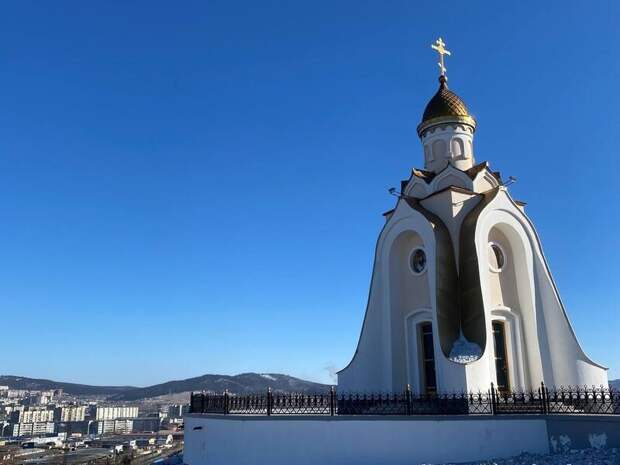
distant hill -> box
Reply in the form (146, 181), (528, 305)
(0, 375), (138, 396)
(0, 373), (328, 401)
(109, 373), (329, 401)
(610, 379), (620, 390)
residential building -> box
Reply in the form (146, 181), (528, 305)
(93, 419), (133, 435)
(10, 422), (54, 437)
(11, 408), (54, 424)
(54, 406), (86, 422)
(167, 405), (189, 418)
(54, 420), (89, 435)
(95, 406), (138, 421)
(132, 417), (161, 433)
(6, 391), (27, 399)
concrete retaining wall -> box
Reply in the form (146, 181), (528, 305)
(184, 414), (549, 465)
(546, 416), (620, 452)
(184, 414), (620, 465)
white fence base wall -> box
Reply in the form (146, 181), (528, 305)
(184, 414), (549, 465)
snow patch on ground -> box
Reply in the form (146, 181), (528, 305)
(430, 448), (620, 465)
(589, 433), (608, 450)
(260, 374), (277, 381)
(448, 333), (482, 364)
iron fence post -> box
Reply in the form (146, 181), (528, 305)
(267, 387), (272, 416)
(490, 383), (497, 415)
(406, 384), (412, 416)
(224, 389), (229, 415)
(540, 382), (547, 415)
(330, 386), (336, 416)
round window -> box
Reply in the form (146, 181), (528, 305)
(488, 242), (505, 272)
(410, 248), (427, 274)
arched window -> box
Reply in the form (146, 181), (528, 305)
(419, 322), (437, 394)
(492, 321), (510, 391)
(451, 138), (464, 158)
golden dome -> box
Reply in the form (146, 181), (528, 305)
(417, 76), (476, 136)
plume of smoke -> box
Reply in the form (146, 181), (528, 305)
(323, 363), (338, 384)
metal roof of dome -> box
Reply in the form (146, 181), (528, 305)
(422, 76), (470, 120)
(417, 76), (476, 136)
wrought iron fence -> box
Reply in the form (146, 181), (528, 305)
(189, 383), (618, 417)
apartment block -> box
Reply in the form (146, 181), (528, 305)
(11, 408), (54, 423)
(10, 422), (55, 437)
(54, 405), (86, 422)
(93, 419), (133, 435)
(95, 406), (138, 420)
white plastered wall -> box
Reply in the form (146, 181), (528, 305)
(472, 169), (501, 193)
(338, 200), (438, 392)
(421, 124), (475, 172)
(420, 188), (479, 263)
(184, 416), (549, 465)
(389, 231), (431, 389)
(403, 164), (501, 202)
(474, 189), (607, 389)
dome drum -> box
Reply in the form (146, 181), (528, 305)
(418, 76), (477, 172)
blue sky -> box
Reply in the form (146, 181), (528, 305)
(1, 1), (618, 386)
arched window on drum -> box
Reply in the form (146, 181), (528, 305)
(451, 138), (464, 158)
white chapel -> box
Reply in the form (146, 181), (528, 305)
(337, 39), (608, 394)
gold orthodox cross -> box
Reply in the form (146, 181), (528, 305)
(431, 37), (451, 78)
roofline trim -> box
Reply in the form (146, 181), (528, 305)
(417, 115), (477, 137)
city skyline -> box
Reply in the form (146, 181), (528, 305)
(1, 1), (618, 386)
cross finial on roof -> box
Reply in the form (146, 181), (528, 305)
(431, 37), (451, 79)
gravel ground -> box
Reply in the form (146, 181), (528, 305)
(434, 448), (620, 465)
